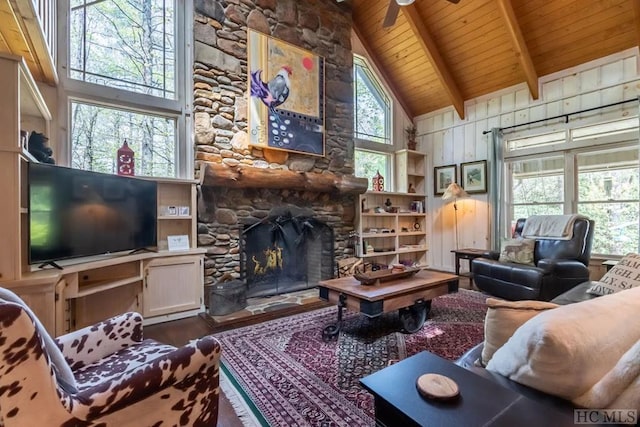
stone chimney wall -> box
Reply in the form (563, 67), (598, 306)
(193, 0), (357, 287)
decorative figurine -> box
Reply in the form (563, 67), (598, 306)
(408, 183), (416, 193)
(384, 198), (393, 212)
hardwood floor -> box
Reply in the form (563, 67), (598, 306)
(144, 300), (329, 427)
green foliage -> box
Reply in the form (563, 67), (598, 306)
(353, 57), (390, 145)
(355, 150), (388, 191)
(71, 103), (175, 177)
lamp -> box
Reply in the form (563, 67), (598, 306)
(396, 0), (415, 5)
(441, 182), (468, 249)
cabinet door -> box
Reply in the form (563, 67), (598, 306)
(143, 255), (203, 317)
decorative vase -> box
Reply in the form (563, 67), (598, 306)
(372, 170), (384, 191)
(407, 140), (417, 151)
(117, 140), (135, 176)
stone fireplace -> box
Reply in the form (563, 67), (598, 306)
(241, 208), (334, 298)
(192, 0), (364, 309)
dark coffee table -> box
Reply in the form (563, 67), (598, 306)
(360, 351), (575, 427)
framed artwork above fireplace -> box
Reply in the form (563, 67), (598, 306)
(247, 29), (325, 157)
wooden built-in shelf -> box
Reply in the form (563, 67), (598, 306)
(76, 275), (143, 298)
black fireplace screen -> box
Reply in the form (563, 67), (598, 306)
(241, 214), (334, 298)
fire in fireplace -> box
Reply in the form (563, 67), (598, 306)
(241, 209), (334, 298)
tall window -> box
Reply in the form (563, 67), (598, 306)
(503, 118), (640, 256)
(507, 156), (564, 231)
(353, 54), (393, 190)
(60, 0), (190, 178)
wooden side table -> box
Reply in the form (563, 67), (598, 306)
(602, 259), (618, 271)
(451, 248), (488, 287)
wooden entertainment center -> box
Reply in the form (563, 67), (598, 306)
(0, 53), (205, 336)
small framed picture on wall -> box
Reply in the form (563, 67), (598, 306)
(460, 160), (488, 194)
(434, 164), (457, 196)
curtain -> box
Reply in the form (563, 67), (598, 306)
(489, 128), (504, 251)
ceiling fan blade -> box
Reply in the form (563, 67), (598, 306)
(382, 0), (400, 28)
(447, 0), (461, 3)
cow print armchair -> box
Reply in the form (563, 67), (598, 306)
(0, 288), (221, 426)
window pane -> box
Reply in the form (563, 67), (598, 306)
(355, 149), (390, 191)
(511, 157), (564, 204)
(71, 102), (176, 177)
(353, 56), (390, 145)
(577, 146), (639, 255)
(577, 148), (639, 201)
(579, 203), (639, 255)
(69, 0), (175, 98)
(572, 118), (639, 141)
(506, 131), (565, 151)
(509, 156), (564, 225)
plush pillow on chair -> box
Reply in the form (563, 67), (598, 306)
(0, 288), (78, 393)
(587, 253), (640, 296)
(481, 298), (558, 366)
(498, 238), (535, 265)
(486, 286), (640, 407)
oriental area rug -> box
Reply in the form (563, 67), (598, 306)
(217, 289), (488, 427)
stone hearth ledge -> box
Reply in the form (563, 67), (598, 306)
(199, 161), (369, 195)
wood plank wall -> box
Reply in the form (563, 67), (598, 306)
(416, 48), (640, 274)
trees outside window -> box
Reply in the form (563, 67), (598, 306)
(60, 0), (190, 178)
(353, 54), (393, 190)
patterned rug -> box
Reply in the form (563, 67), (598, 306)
(218, 289), (488, 426)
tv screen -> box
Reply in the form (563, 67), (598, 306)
(28, 163), (157, 265)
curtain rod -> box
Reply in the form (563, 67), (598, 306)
(481, 98), (638, 135)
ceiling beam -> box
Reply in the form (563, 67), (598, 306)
(353, 23), (415, 118)
(402, 3), (465, 119)
(496, 0), (539, 100)
(633, 0), (640, 48)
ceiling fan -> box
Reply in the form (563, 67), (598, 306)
(383, 0), (460, 28)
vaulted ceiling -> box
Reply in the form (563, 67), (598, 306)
(351, 0), (640, 119)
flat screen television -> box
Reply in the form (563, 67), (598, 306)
(28, 163), (158, 265)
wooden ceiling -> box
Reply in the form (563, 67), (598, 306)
(351, 0), (640, 119)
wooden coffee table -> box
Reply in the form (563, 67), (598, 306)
(318, 269), (458, 340)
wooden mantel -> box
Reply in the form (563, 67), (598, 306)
(200, 161), (369, 195)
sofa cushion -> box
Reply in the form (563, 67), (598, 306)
(481, 298), (558, 366)
(587, 253), (640, 295)
(498, 238), (535, 265)
(486, 286), (640, 407)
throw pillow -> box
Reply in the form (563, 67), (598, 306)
(486, 286), (640, 406)
(0, 288), (78, 393)
(498, 238), (535, 265)
(481, 298), (558, 366)
(587, 253), (640, 296)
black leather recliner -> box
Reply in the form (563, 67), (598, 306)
(471, 217), (595, 301)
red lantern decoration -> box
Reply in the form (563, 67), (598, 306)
(117, 140), (135, 176)
(372, 170), (384, 191)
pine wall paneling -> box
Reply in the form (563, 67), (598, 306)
(416, 48), (640, 273)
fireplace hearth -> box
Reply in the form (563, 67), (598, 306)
(241, 209), (334, 298)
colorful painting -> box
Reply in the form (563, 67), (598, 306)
(248, 29), (325, 156)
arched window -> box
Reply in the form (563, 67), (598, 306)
(353, 54), (393, 190)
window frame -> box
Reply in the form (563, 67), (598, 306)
(57, 0), (193, 179)
(502, 120), (640, 256)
